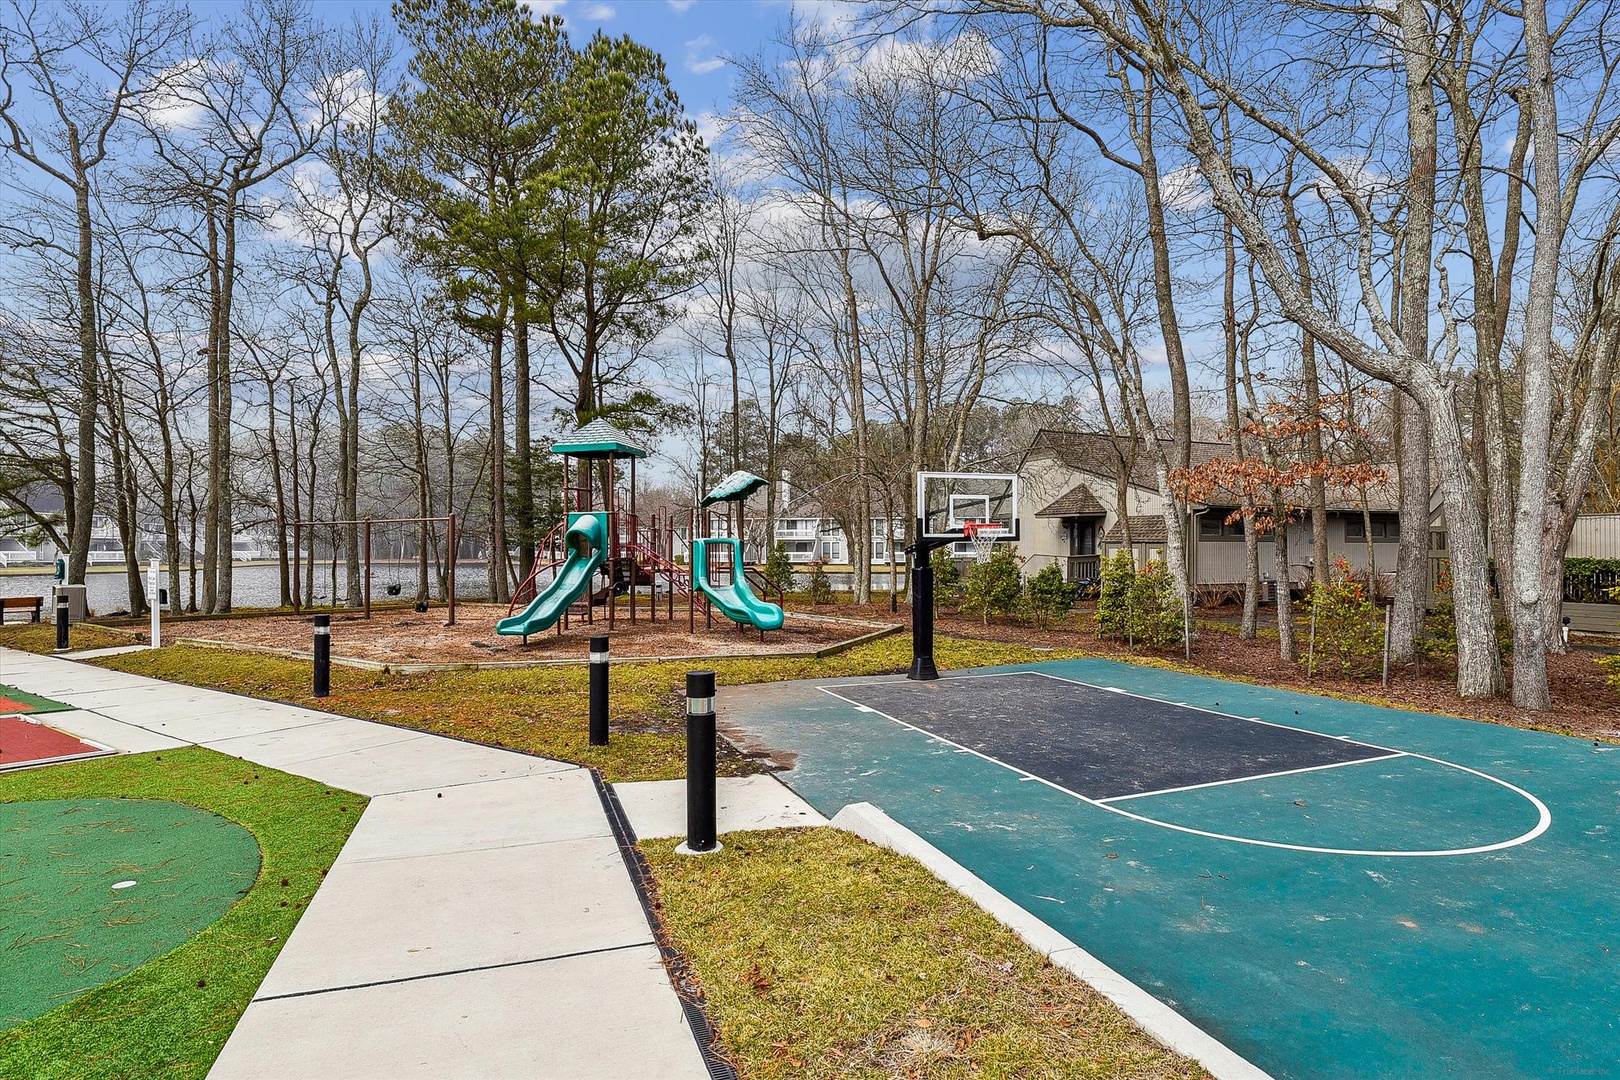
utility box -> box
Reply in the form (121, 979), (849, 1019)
(52, 584), (88, 623)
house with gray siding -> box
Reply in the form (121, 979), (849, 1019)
(1015, 429), (1416, 596)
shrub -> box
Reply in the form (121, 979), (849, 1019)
(1025, 562), (1078, 629)
(805, 561), (834, 605)
(1306, 565), (1383, 676)
(1095, 550), (1135, 639)
(1127, 561), (1184, 647)
(763, 542), (796, 593)
(1563, 557), (1620, 604)
(1601, 654), (1620, 698)
(930, 546), (962, 598)
(1420, 567), (1512, 661)
(960, 548), (1024, 625)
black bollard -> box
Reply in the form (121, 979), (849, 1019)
(681, 670), (718, 854)
(589, 634), (609, 746)
(313, 614), (331, 698)
(54, 594), (70, 653)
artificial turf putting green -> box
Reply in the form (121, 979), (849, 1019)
(0, 747), (363, 1080)
(2, 798), (261, 1029)
(643, 828), (1207, 1080)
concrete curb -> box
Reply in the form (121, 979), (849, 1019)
(155, 620), (903, 674)
(828, 801), (1273, 1080)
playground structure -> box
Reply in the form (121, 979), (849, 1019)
(500, 421), (787, 642)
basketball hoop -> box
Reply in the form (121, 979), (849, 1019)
(962, 520), (1010, 564)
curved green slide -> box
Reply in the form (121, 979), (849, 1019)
(497, 512), (607, 638)
(692, 537), (785, 631)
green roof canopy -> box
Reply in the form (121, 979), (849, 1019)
(550, 418), (649, 460)
(701, 470), (768, 506)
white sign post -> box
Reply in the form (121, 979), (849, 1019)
(149, 558), (161, 649)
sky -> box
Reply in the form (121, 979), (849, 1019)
(279, 0), (802, 131)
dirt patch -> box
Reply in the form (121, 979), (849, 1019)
(166, 603), (893, 666)
(806, 599), (1620, 741)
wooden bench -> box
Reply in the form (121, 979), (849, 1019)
(0, 596), (44, 624)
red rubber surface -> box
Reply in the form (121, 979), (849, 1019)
(0, 716), (108, 770)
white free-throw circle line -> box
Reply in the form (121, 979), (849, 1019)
(815, 676), (1552, 858)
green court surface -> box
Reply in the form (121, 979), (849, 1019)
(726, 658), (1620, 1079)
(0, 798), (261, 1028)
(0, 684), (72, 715)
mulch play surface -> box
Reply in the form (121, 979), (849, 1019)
(0, 717), (110, 772)
(159, 604), (895, 665)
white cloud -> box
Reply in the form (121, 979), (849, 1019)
(1160, 164), (1212, 213)
(582, 2), (616, 18)
(140, 58), (211, 131)
(685, 35), (726, 75)
(668, 0), (696, 9)
(691, 110), (722, 147)
(518, 0), (567, 13)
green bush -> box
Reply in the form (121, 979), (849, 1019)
(1306, 569), (1383, 676)
(763, 542), (796, 592)
(1564, 557), (1620, 604)
(1421, 570), (1512, 661)
(805, 561), (834, 605)
(931, 546), (962, 598)
(1127, 561), (1184, 647)
(1025, 563), (1078, 629)
(960, 548), (1024, 625)
(1601, 654), (1620, 697)
(1095, 550), (1135, 639)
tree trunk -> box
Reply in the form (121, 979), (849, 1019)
(68, 179), (97, 586)
(487, 308), (511, 605)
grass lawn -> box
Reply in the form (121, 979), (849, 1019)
(0, 622), (133, 655)
(0, 747), (363, 1080)
(644, 828), (1208, 1080)
(77, 635), (1079, 783)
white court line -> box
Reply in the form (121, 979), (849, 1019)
(1095, 752), (1409, 804)
(816, 675), (1553, 858)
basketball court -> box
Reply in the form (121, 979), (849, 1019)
(717, 473), (1620, 1078)
(725, 660), (1616, 1077)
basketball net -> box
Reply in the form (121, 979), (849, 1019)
(962, 520), (1010, 564)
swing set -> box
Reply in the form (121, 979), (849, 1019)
(289, 514), (458, 624)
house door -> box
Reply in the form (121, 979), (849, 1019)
(1070, 520), (1097, 556)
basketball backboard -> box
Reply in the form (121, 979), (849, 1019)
(917, 472), (1020, 541)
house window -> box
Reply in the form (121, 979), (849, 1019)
(1345, 515), (1401, 541)
(1198, 515), (1245, 539)
(782, 540), (816, 563)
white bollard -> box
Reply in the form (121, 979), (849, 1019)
(149, 557), (161, 648)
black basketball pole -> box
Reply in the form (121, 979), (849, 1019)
(908, 519), (942, 681)
(682, 670), (718, 854)
(588, 634), (610, 746)
(312, 614), (331, 698)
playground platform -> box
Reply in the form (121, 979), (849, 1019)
(0, 646), (714, 1079)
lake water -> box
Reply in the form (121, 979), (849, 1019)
(0, 562), (495, 615)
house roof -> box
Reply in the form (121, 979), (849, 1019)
(1103, 515), (1169, 544)
(551, 418), (649, 460)
(1034, 482), (1107, 518)
(1025, 429), (1400, 513)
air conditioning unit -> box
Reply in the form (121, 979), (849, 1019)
(1260, 578), (1278, 604)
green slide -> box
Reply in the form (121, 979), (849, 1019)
(496, 512), (607, 638)
(692, 537), (785, 631)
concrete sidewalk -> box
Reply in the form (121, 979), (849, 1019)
(0, 646), (710, 1080)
